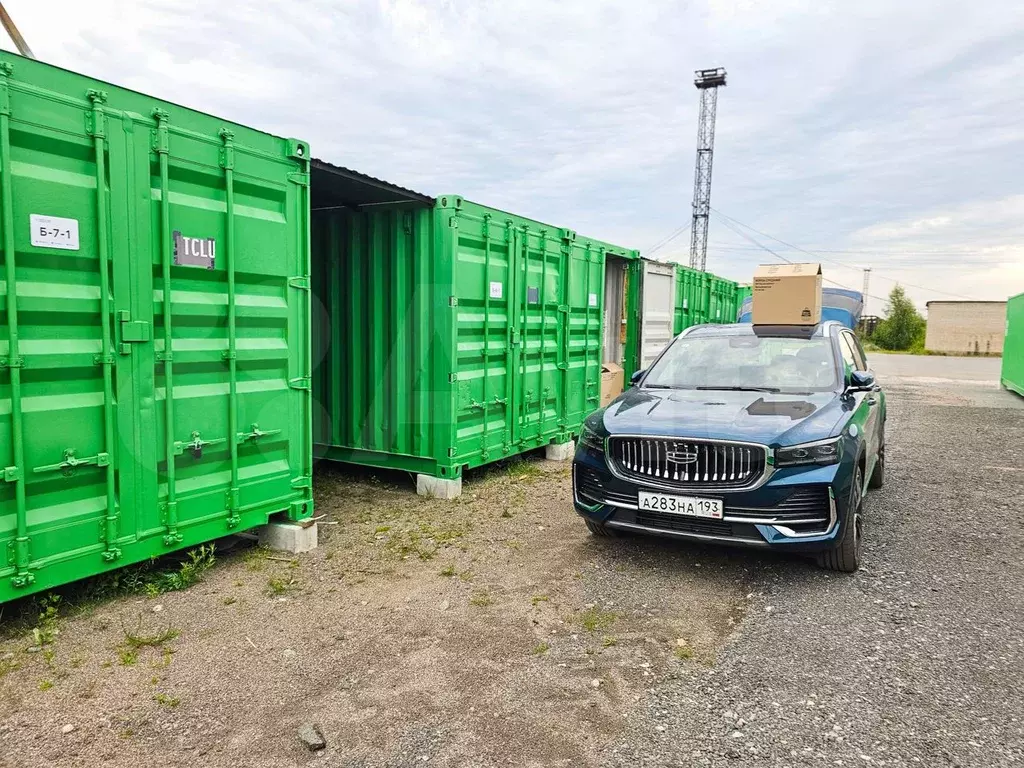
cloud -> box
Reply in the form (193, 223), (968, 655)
(2, 0), (1022, 311)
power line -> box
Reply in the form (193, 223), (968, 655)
(713, 216), (890, 302)
(646, 223), (691, 256)
(710, 208), (979, 301)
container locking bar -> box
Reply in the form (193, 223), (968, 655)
(238, 423), (281, 443)
(33, 449), (110, 476)
(173, 431), (226, 459)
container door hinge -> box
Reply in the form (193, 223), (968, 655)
(447, 448), (457, 458)
(0, 63), (12, 117)
(119, 311), (150, 353)
(510, 329), (521, 347)
(291, 475), (312, 491)
(288, 172), (310, 186)
(0, 356), (23, 369)
(557, 304), (569, 314)
(557, 362), (568, 371)
(449, 296), (458, 307)
(448, 373), (458, 383)
(226, 487), (241, 528)
(288, 376), (311, 390)
(289, 276), (310, 291)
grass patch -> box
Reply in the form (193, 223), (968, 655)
(673, 640), (694, 660)
(32, 594), (62, 648)
(602, 636), (618, 648)
(532, 642), (550, 656)
(222, 596), (237, 606)
(38, 679), (53, 691)
(0, 655), (19, 679)
(576, 607), (618, 633)
(531, 595), (550, 607)
(469, 590), (493, 607)
(118, 649), (138, 667)
(267, 576), (299, 596)
(121, 618), (180, 649)
(439, 564), (457, 578)
(153, 692), (180, 709)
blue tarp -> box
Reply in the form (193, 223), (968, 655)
(739, 287), (864, 329)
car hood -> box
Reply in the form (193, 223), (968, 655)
(598, 387), (850, 446)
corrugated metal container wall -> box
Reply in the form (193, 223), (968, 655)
(1002, 293), (1024, 397)
(672, 265), (740, 334)
(0, 53), (313, 603)
(313, 196), (628, 481)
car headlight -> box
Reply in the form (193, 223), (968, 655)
(580, 423), (605, 453)
(774, 437), (842, 467)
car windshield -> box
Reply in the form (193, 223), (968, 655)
(642, 333), (839, 393)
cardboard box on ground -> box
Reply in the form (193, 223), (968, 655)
(600, 363), (624, 407)
(752, 263), (823, 325)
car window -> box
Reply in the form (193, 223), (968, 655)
(838, 334), (858, 374)
(643, 333), (839, 393)
(841, 333), (866, 371)
(850, 334), (869, 370)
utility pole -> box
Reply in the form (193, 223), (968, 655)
(862, 267), (872, 315)
(0, 2), (34, 59)
(689, 67), (726, 272)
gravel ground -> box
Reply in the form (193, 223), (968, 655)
(602, 358), (1024, 767)
(1, 357), (1021, 767)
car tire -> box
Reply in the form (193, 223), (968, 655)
(868, 430), (885, 489)
(817, 466), (863, 573)
(584, 518), (618, 537)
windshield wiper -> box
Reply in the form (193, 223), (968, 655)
(693, 385), (782, 393)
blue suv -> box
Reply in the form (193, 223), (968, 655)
(573, 321), (885, 572)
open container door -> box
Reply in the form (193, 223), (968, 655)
(638, 260), (676, 370)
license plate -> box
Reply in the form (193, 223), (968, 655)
(637, 491), (723, 519)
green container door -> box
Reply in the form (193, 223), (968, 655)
(451, 202), (604, 469)
(1003, 293), (1024, 397)
(0, 54), (312, 603)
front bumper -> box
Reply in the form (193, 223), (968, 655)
(573, 445), (854, 553)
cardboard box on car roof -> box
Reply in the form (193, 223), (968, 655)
(751, 263), (823, 325)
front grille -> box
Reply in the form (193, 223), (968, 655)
(726, 486), (831, 526)
(575, 465), (637, 507)
(635, 512), (734, 537)
(609, 437), (766, 489)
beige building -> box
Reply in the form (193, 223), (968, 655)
(925, 301), (1006, 355)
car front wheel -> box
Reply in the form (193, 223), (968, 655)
(817, 466), (863, 573)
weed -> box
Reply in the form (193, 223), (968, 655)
(121, 619), (180, 650)
(439, 564), (457, 578)
(576, 607), (618, 633)
(42, 648), (56, 667)
(500, 509), (514, 519)
(243, 546), (271, 572)
(505, 540), (521, 551)
(602, 636), (618, 648)
(506, 459), (543, 481)
(533, 642), (550, 655)
(100, 660), (113, 669)
(156, 546), (215, 592)
(674, 643), (694, 660)
(531, 595), (550, 607)
(153, 692), (180, 709)
(0, 655), (20, 678)
(38, 679), (53, 691)
(150, 676), (160, 686)
(118, 649), (138, 667)
(32, 594), (61, 647)
(69, 655), (84, 669)
(159, 648), (174, 668)
(469, 590), (493, 607)
(266, 576), (299, 596)
(118, 728), (134, 740)
(374, 526), (392, 535)
(222, 596), (237, 606)
(458, 570), (474, 583)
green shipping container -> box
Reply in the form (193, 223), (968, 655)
(673, 264), (742, 335)
(0, 54), (313, 603)
(311, 190), (637, 485)
(1003, 292), (1024, 397)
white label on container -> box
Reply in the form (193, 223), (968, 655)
(588, 292), (598, 307)
(489, 281), (503, 299)
(30, 214), (79, 251)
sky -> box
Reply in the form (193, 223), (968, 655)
(3, 0), (1023, 315)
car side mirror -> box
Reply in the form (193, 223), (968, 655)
(848, 370), (876, 391)
(630, 369), (646, 386)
